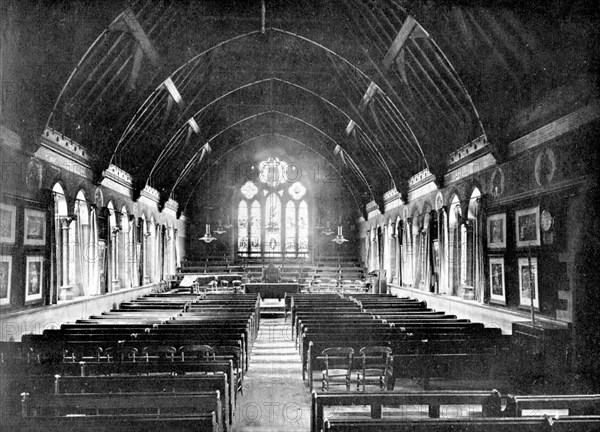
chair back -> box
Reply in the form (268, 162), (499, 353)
(322, 347), (354, 370)
(359, 346), (392, 357)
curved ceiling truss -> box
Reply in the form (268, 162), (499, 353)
(179, 133), (365, 215)
(144, 78), (380, 192)
(43, 0), (497, 211)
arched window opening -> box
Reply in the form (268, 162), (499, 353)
(119, 207), (129, 289)
(53, 183), (71, 302)
(298, 200), (308, 254)
(107, 202), (120, 291)
(250, 200), (261, 254)
(468, 188), (483, 301)
(265, 193), (281, 256)
(238, 201), (248, 254)
(73, 190), (90, 297)
(285, 201), (297, 254)
(449, 195), (462, 297)
(236, 159), (310, 259)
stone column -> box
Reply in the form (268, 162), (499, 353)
(143, 222), (151, 284)
(111, 227), (120, 291)
(59, 218), (74, 301)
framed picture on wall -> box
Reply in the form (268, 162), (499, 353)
(24, 209), (46, 246)
(486, 213), (506, 249)
(25, 255), (43, 303)
(0, 203), (17, 243)
(488, 256), (506, 305)
(518, 257), (539, 309)
(0, 256), (12, 305)
(515, 206), (540, 247)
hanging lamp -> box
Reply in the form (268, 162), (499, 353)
(199, 207), (217, 243)
(332, 157), (348, 244)
(322, 219), (334, 236)
(213, 218), (226, 235)
(332, 216), (349, 244)
(199, 223), (217, 243)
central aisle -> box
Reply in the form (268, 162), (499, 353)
(232, 316), (311, 432)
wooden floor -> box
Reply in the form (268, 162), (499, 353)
(233, 316), (311, 431)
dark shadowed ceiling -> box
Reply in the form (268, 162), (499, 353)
(2, 0), (598, 212)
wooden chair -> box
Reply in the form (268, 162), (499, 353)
(179, 344), (215, 361)
(262, 263), (280, 283)
(357, 346), (393, 391)
(322, 347), (354, 391)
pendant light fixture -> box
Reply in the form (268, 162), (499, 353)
(199, 223), (217, 243)
(213, 218), (226, 235)
(332, 156), (348, 244)
(332, 215), (349, 244)
(322, 218), (334, 236)
(199, 207), (217, 243)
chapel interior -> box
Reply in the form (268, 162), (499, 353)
(1, 1), (600, 431)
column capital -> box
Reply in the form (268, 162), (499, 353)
(60, 216), (75, 229)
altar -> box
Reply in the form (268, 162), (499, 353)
(243, 283), (300, 299)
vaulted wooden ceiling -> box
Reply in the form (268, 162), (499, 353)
(3, 0), (598, 211)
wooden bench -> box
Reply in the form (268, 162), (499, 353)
(311, 390), (502, 432)
(322, 416), (600, 432)
(504, 394), (600, 417)
(21, 390), (223, 431)
(390, 353), (503, 390)
(54, 373), (233, 429)
(17, 412), (218, 432)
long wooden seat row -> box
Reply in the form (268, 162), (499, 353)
(504, 394), (600, 417)
(306, 340), (503, 390)
(288, 293), (508, 391)
(15, 413), (219, 432)
(322, 416), (600, 432)
(21, 391), (224, 431)
(4, 292), (261, 430)
(312, 390), (600, 432)
(7, 373), (234, 428)
(51, 374), (232, 428)
(311, 390), (502, 432)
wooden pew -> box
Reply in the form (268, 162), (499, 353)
(322, 416), (600, 432)
(311, 390), (502, 432)
(21, 390), (223, 431)
(504, 394), (600, 417)
(390, 353), (504, 390)
(17, 412), (218, 432)
(303, 329), (503, 389)
(54, 373), (233, 429)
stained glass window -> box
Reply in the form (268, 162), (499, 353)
(264, 193), (281, 253)
(237, 158), (309, 258)
(285, 201), (297, 253)
(288, 182), (306, 200)
(250, 200), (261, 253)
(298, 200), (308, 252)
(241, 181), (258, 199)
(238, 201), (248, 254)
(259, 157), (288, 187)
